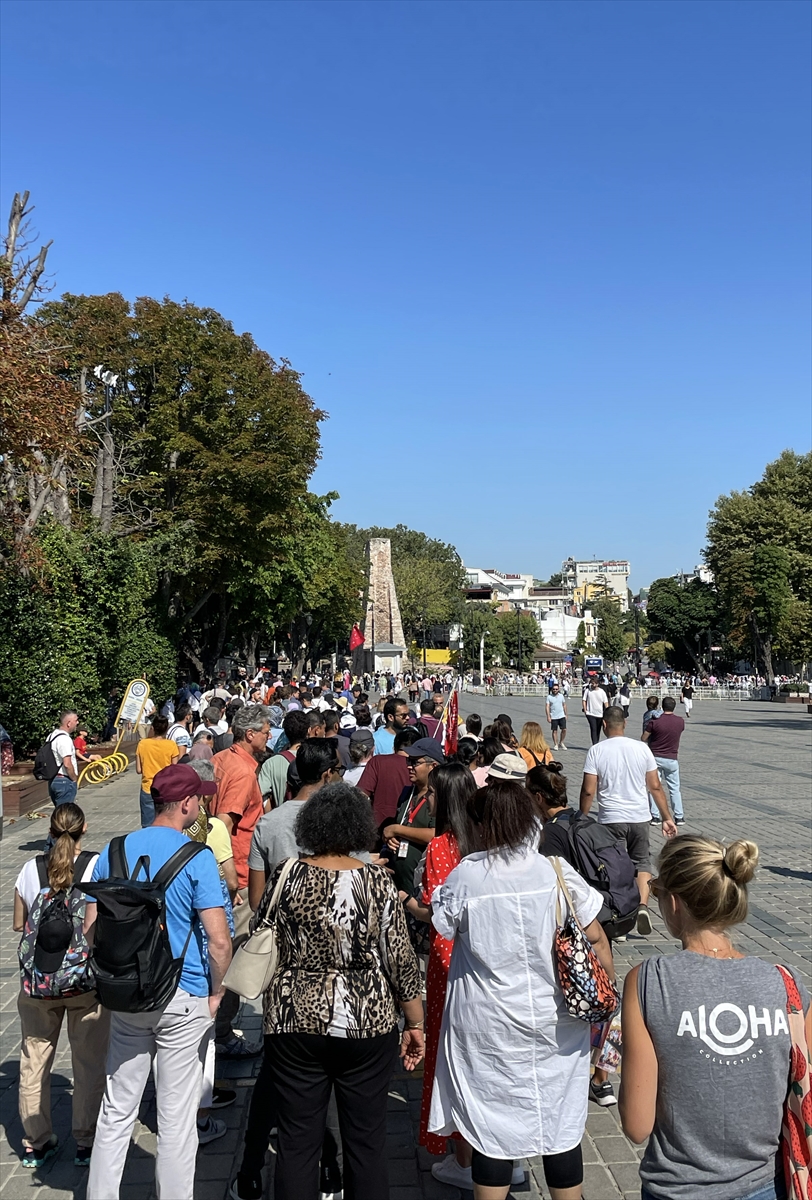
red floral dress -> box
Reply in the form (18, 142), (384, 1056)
(419, 830), (461, 1154)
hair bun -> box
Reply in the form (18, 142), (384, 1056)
(546, 761), (563, 774)
(724, 840), (759, 886)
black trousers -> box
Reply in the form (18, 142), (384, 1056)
(265, 1029), (399, 1200)
(586, 713), (603, 744)
(239, 1035), (341, 1182)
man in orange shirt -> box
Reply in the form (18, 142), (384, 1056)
(210, 704), (270, 1056)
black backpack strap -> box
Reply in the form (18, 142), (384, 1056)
(109, 836), (128, 879)
(36, 855), (50, 889)
(72, 850), (95, 885)
(152, 840), (206, 890)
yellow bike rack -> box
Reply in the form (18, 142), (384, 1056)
(78, 749), (130, 788)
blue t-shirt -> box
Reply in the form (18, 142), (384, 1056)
(547, 693), (566, 720)
(373, 727), (396, 755)
(92, 827), (224, 997)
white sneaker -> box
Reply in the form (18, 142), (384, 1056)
(431, 1157), (472, 1188)
(559, 743), (568, 751)
(431, 1156), (524, 1188)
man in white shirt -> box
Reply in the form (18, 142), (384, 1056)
(167, 703), (193, 758)
(46, 710), (81, 808)
(579, 705), (676, 935)
(582, 677), (609, 745)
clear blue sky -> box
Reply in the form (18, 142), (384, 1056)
(2, 0), (809, 590)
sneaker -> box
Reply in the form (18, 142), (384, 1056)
(197, 1116), (227, 1145)
(216, 1033), (263, 1059)
(636, 905), (653, 935)
(590, 1079), (618, 1107)
(432, 1156), (473, 1188)
(559, 744), (568, 751)
(675, 816), (685, 825)
(211, 1086), (237, 1108)
(22, 1134), (58, 1168)
(650, 817), (660, 825)
(230, 1176), (262, 1200)
(74, 1145), (92, 1167)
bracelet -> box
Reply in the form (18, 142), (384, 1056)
(404, 1020), (424, 1030)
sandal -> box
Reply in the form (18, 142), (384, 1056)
(22, 1134), (58, 1168)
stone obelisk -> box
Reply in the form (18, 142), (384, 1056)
(363, 538), (406, 673)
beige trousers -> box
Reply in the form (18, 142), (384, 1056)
(17, 989), (110, 1148)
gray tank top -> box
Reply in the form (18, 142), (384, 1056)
(638, 953), (809, 1200)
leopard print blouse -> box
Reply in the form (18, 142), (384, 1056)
(255, 859), (422, 1038)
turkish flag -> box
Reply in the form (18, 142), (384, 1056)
(349, 623), (365, 651)
(444, 690), (459, 755)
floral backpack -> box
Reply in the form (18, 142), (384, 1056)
(18, 852), (95, 998)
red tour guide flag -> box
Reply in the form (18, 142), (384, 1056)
(444, 690), (459, 755)
(349, 623), (365, 651)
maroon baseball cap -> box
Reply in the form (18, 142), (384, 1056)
(151, 763), (216, 804)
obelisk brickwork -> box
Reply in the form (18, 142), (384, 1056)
(364, 538), (406, 650)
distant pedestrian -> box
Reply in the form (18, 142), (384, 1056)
(582, 678), (609, 745)
(680, 680), (695, 717)
(43, 711), (81, 809)
(545, 683), (568, 751)
(643, 696), (685, 825)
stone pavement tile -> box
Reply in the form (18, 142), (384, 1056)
(592, 1134), (639, 1164)
(416, 1173), (461, 1198)
(605, 1160), (644, 1195)
(581, 1161), (623, 1197)
(389, 1156), (422, 1186)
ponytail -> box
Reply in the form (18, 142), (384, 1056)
(46, 803), (85, 892)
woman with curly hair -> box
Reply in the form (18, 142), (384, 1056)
(235, 783), (424, 1200)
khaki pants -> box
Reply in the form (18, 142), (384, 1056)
(17, 989), (110, 1149)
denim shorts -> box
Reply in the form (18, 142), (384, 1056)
(641, 1181), (786, 1200)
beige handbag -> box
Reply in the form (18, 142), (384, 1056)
(222, 857), (296, 1000)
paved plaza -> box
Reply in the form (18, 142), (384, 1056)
(0, 697), (809, 1200)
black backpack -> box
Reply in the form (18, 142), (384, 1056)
(33, 732), (62, 782)
(557, 811), (640, 939)
(83, 836), (206, 1012)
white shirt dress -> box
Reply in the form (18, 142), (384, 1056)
(428, 845), (604, 1158)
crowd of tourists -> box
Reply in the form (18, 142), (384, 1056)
(11, 671), (811, 1200)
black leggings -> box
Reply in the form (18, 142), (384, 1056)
(471, 1144), (583, 1189)
(586, 713), (603, 744)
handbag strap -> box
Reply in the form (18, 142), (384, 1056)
(551, 856), (583, 931)
(258, 857), (297, 929)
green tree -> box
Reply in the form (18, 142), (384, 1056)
(646, 577), (718, 672)
(494, 610), (541, 670)
(574, 620), (587, 651)
(460, 604), (505, 671)
(594, 598), (625, 664)
(646, 640), (674, 667)
(705, 451), (812, 680)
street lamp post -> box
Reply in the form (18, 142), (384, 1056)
(480, 631), (489, 685)
(514, 602), (523, 680)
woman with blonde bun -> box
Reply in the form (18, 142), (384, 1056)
(620, 835), (811, 1200)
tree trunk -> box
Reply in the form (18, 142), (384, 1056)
(91, 443), (104, 519)
(679, 636), (703, 673)
(242, 629), (259, 673)
(749, 615), (775, 683)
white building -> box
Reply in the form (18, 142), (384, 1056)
(537, 609), (596, 650)
(562, 558), (631, 612)
(464, 567), (534, 604)
(673, 565), (714, 586)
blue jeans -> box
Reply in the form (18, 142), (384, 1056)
(49, 775), (77, 808)
(650, 757), (683, 819)
(139, 789), (155, 827)
(642, 1183), (785, 1200)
